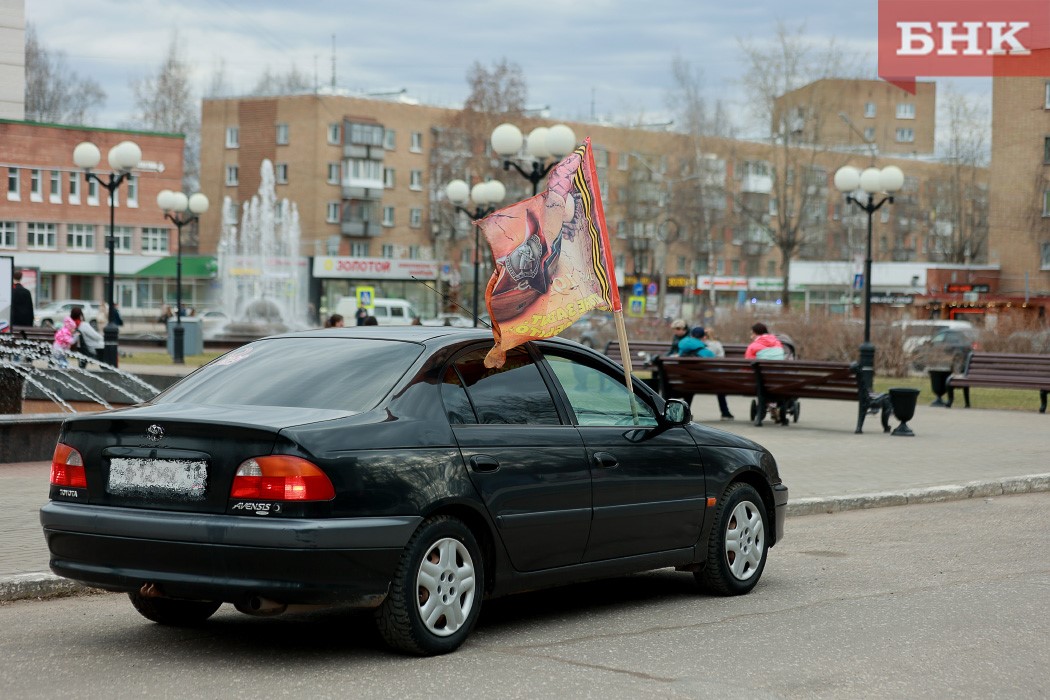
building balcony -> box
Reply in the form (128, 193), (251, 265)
(343, 143), (384, 160)
(341, 220), (382, 237)
(740, 174), (773, 194)
(342, 182), (384, 200)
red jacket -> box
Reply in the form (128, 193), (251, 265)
(745, 333), (785, 360)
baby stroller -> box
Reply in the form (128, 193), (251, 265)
(748, 334), (799, 426)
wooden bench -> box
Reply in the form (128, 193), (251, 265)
(6, 326), (56, 343)
(655, 356), (891, 432)
(603, 340), (669, 373)
(947, 352), (1050, 413)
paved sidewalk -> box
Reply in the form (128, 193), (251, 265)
(3, 396), (1048, 601)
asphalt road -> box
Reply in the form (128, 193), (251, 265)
(2, 492), (1047, 699)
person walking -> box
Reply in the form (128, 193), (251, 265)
(11, 271), (34, 327)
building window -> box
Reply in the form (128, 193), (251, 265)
(618, 153), (630, 171)
(410, 132), (423, 152)
(125, 175), (138, 207)
(384, 129), (396, 150)
(384, 168), (395, 188)
(0, 221), (16, 248)
(6, 167), (19, 201)
(49, 171), (62, 203)
(409, 170), (423, 190)
(1043, 190), (1050, 217)
(325, 162), (340, 184)
(895, 128), (915, 143)
(409, 245), (421, 259)
(87, 178), (99, 206)
(27, 223), (57, 250)
(767, 260), (777, 277)
(348, 123), (383, 146)
(350, 241), (369, 257)
(381, 244), (395, 258)
(275, 163), (288, 184)
(141, 227), (169, 253)
(226, 127), (239, 148)
(1044, 137), (1050, 164)
(382, 206), (395, 226)
(276, 123), (289, 145)
(896, 103), (915, 119)
(30, 169), (42, 202)
(864, 102), (876, 118)
(68, 173), (80, 204)
(326, 201), (340, 223)
(328, 123), (341, 145)
(864, 127), (876, 141)
(410, 208), (423, 228)
(1042, 241), (1050, 269)
(112, 226), (133, 252)
(66, 224), (95, 251)
(1045, 82), (1050, 109)
(225, 165), (239, 186)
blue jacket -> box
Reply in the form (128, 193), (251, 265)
(676, 337), (715, 357)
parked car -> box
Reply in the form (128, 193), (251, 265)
(911, 327), (981, 372)
(420, 313), (475, 328)
(334, 297), (421, 325)
(40, 328), (787, 656)
(558, 310), (615, 350)
(198, 309), (230, 339)
(895, 319), (975, 355)
(35, 300), (100, 328)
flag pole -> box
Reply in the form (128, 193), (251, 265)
(612, 309), (639, 422)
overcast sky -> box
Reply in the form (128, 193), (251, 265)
(26, 0), (989, 138)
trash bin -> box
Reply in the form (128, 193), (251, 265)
(928, 368), (951, 407)
(888, 387), (920, 437)
(167, 317), (203, 357)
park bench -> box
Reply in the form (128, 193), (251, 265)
(946, 352), (1050, 413)
(655, 356), (891, 432)
(6, 326), (56, 343)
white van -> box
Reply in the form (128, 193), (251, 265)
(334, 297), (421, 325)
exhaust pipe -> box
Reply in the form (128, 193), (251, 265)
(139, 582), (163, 598)
(235, 595), (288, 616)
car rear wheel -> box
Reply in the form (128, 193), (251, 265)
(695, 483), (768, 595)
(374, 515), (483, 655)
(128, 591), (222, 625)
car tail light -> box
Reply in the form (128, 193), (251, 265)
(51, 443), (87, 488)
(230, 456), (335, 501)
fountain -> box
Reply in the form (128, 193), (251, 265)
(213, 160), (309, 339)
(0, 337), (160, 462)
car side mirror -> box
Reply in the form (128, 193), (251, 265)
(663, 398), (690, 426)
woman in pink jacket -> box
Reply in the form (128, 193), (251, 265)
(745, 322), (786, 360)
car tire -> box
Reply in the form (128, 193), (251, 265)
(128, 591), (222, 625)
(374, 515), (484, 656)
(695, 483), (768, 596)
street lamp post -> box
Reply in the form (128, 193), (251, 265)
(834, 164), (904, 430)
(445, 179), (506, 326)
(157, 189), (209, 364)
(73, 140), (142, 368)
(490, 123), (577, 196)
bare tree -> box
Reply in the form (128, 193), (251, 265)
(251, 65), (314, 95)
(735, 22), (857, 308)
(927, 88), (990, 263)
(130, 34), (200, 195)
(23, 24), (106, 124)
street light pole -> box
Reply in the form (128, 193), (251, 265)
(834, 165), (904, 431)
(73, 141), (142, 368)
(490, 123), (577, 196)
(445, 180), (506, 326)
(157, 190), (209, 364)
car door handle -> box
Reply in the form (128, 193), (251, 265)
(469, 455), (500, 473)
(592, 452), (618, 469)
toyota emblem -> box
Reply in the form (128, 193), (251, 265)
(146, 424), (165, 442)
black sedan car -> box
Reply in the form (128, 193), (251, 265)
(41, 327), (788, 655)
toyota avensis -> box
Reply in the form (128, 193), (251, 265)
(41, 327), (788, 655)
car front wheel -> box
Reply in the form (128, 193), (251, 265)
(696, 482), (768, 595)
(375, 515), (483, 655)
(128, 591), (222, 625)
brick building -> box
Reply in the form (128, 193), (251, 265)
(0, 120), (186, 309)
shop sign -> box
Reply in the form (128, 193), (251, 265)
(944, 283), (990, 293)
(313, 256), (439, 280)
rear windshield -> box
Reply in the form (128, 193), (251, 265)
(154, 337), (423, 411)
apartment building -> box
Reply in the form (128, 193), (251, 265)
(773, 79), (936, 156)
(988, 77), (1050, 308)
(0, 120), (186, 308)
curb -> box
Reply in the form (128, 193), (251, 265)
(5, 474), (1049, 603)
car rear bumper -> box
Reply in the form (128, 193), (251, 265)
(40, 502), (422, 606)
(773, 483), (789, 543)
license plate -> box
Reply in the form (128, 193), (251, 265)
(108, 457), (208, 501)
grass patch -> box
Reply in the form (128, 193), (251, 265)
(874, 375), (1044, 412)
(124, 350), (225, 367)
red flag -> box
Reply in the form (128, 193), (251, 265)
(478, 138), (619, 367)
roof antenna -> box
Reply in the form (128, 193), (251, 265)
(331, 35), (336, 89)
(412, 276), (491, 329)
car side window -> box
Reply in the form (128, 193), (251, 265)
(446, 346), (560, 425)
(542, 352), (658, 427)
(441, 366), (476, 424)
